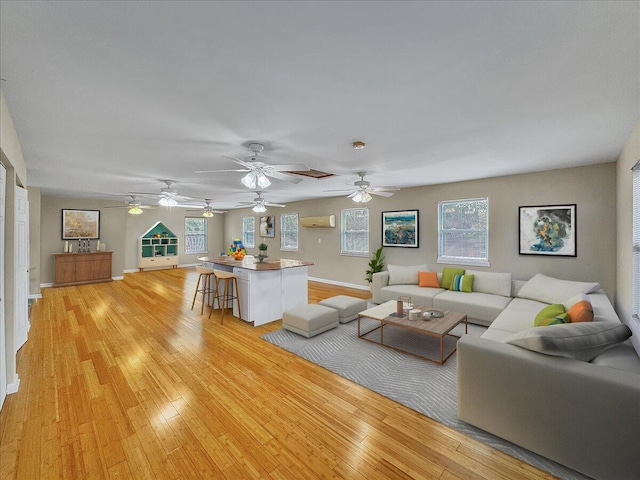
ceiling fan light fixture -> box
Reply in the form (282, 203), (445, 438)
(241, 171), (257, 189)
(159, 196), (178, 207)
(128, 206), (143, 215)
(257, 172), (271, 188)
(252, 203), (267, 213)
(202, 210), (214, 218)
(352, 191), (372, 203)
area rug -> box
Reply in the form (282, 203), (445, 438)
(261, 318), (589, 480)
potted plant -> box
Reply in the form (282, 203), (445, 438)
(258, 242), (268, 262)
(365, 245), (385, 284)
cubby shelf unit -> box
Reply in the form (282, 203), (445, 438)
(138, 221), (179, 271)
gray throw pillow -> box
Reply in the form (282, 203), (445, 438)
(503, 322), (632, 362)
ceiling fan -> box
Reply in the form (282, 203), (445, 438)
(130, 180), (195, 206)
(104, 195), (153, 215)
(194, 142), (311, 188)
(324, 171), (400, 203)
(236, 191), (286, 213)
(182, 199), (228, 218)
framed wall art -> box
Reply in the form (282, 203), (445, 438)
(519, 204), (576, 256)
(259, 215), (275, 238)
(62, 209), (100, 239)
(382, 210), (419, 248)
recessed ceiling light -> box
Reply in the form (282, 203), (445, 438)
(352, 141), (365, 150)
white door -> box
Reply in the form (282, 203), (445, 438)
(14, 185), (28, 351)
(0, 164), (6, 409)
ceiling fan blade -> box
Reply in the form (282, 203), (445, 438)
(373, 186), (401, 192)
(370, 190), (395, 197)
(264, 202), (286, 207)
(194, 168), (249, 174)
(270, 164), (310, 172)
(226, 156), (254, 168)
(323, 188), (354, 193)
(347, 191), (358, 198)
(130, 191), (163, 196)
(265, 171), (303, 184)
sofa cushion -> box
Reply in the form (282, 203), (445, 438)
(450, 274), (474, 293)
(380, 284), (445, 308)
(516, 273), (601, 304)
(441, 267), (465, 290)
(433, 290), (512, 326)
(466, 270), (512, 297)
(591, 344), (640, 375)
(483, 298), (558, 341)
(629, 314), (640, 359)
(418, 271), (439, 288)
(534, 304), (566, 327)
(387, 264), (428, 285)
(503, 322), (632, 362)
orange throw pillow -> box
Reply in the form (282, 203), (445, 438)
(418, 271), (439, 288)
(567, 300), (594, 323)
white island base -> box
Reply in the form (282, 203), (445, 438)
(201, 257), (311, 326)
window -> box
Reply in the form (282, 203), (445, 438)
(341, 208), (369, 256)
(438, 198), (489, 266)
(242, 216), (255, 248)
(633, 161), (640, 318)
(185, 217), (207, 254)
(281, 213), (299, 251)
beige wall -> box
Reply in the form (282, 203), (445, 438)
(226, 163), (618, 300)
(616, 120), (640, 322)
(39, 197), (226, 284)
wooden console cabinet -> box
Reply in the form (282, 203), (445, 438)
(53, 251), (113, 287)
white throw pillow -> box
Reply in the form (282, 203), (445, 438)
(387, 264), (428, 285)
(504, 322), (631, 362)
(466, 270), (512, 297)
(516, 273), (601, 304)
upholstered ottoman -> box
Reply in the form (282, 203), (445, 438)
(282, 304), (339, 338)
(319, 295), (368, 323)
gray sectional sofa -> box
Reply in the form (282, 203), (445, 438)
(371, 266), (640, 480)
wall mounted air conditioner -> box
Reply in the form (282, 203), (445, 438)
(300, 215), (336, 228)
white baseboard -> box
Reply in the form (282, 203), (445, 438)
(308, 276), (370, 291)
(28, 293), (43, 300)
(7, 376), (20, 395)
(112, 276), (124, 281)
(40, 282), (53, 289)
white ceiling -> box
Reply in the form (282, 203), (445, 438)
(1, 1), (638, 210)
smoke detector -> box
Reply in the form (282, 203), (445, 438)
(352, 141), (366, 150)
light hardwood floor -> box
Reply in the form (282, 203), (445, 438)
(0, 268), (556, 479)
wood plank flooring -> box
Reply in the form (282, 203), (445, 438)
(0, 268), (557, 479)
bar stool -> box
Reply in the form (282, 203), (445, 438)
(210, 269), (241, 324)
(191, 265), (216, 315)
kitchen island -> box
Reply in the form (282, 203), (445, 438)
(198, 256), (314, 326)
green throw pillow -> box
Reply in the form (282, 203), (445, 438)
(534, 304), (567, 327)
(441, 267), (465, 290)
(537, 313), (569, 326)
(450, 274), (474, 293)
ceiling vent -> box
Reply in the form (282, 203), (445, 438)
(285, 169), (335, 179)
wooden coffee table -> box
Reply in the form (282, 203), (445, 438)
(357, 300), (467, 365)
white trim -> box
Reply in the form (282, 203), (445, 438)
(28, 293), (43, 300)
(112, 276), (124, 281)
(6, 376), (20, 394)
(40, 282), (53, 288)
(437, 257), (491, 267)
(308, 276), (370, 291)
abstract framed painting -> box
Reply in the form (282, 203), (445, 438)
(62, 209), (100, 239)
(382, 210), (419, 248)
(259, 215), (275, 238)
(519, 204), (576, 256)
